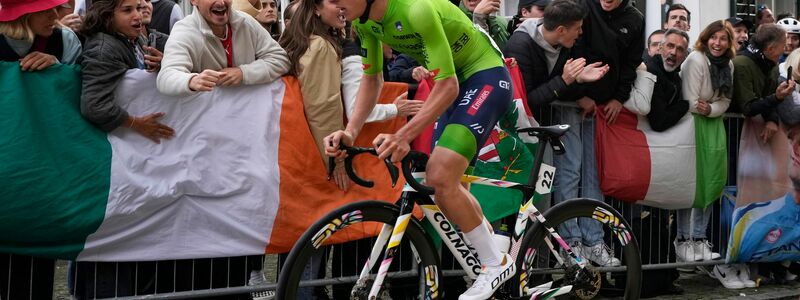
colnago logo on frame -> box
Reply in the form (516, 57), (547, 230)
(423, 206), (482, 275)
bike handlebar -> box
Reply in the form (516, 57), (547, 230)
(327, 146), (435, 195)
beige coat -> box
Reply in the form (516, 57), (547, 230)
(680, 51), (734, 118)
(299, 36), (343, 166)
(157, 9), (290, 96)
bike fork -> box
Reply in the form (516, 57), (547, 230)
(352, 223), (393, 294)
(367, 203), (414, 299)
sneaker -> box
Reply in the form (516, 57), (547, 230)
(560, 241), (586, 266)
(713, 265), (745, 289)
(674, 240), (696, 262)
(693, 240), (721, 261)
(459, 253), (516, 300)
(735, 264), (757, 288)
(582, 243), (621, 267)
(248, 270), (275, 300)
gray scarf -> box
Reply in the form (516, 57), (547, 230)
(705, 51), (733, 97)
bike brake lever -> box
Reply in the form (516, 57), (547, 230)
(384, 158), (399, 187)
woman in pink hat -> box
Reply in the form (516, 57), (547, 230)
(79, 0), (174, 144)
(0, 1), (83, 299)
(0, 0), (82, 69)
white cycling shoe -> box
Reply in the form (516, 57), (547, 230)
(459, 253), (516, 300)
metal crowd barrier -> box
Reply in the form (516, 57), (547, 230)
(2, 103), (747, 299)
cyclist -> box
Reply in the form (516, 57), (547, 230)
(321, 0), (592, 298)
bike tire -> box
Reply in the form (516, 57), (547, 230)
(513, 198), (642, 300)
(276, 200), (442, 299)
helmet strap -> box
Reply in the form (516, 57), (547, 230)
(359, 0), (376, 23)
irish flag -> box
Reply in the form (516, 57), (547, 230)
(594, 108), (727, 209)
(0, 62), (406, 261)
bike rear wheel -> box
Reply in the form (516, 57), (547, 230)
(276, 200), (442, 299)
(513, 198), (642, 300)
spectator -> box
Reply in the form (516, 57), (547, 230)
(733, 24), (793, 143)
(663, 3), (690, 32)
(56, 0), (83, 32)
(726, 17), (753, 53)
(140, 0), (169, 50)
(777, 18), (800, 63)
(726, 23), (795, 290)
(387, 53), (422, 83)
(504, 0), (607, 111)
(675, 22), (738, 276)
(507, 0), (549, 35)
(256, 0), (281, 38)
(233, 0), (265, 18)
(554, 0), (642, 267)
(776, 12), (795, 23)
(282, 0), (298, 30)
(644, 29), (665, 61)
(756, 4), (775, 29)
(0, 0), (82, 298)
(0, 0), (82, 69)
(344, 41), (423, 120)
(149, 0), (182, 34)
(233, 0), (281, 38)
(460, 0), (508, 49)
(645, 28), (690, 132)
(279, 0), (349, 190)
(156, 0), (289, 96)
(81, 0), (173, 142)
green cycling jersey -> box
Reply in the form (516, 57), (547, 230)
(354, 0), (504, 82)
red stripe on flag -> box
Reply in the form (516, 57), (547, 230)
(595, 107), (651, 202)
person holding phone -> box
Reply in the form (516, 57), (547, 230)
(139, 0), (168, 72)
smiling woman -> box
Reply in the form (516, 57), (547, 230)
(0, 0), (82, 68)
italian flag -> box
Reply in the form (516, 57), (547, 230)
(595, 108), (727, 209)
(0, 63), (406, 260)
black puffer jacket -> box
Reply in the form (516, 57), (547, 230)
(573, 0), (644, 104)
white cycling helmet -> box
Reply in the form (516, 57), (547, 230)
(778, 18), (800, 35)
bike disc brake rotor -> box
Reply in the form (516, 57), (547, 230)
(351, 279), (391, 300)
(564, 264), (602, 300)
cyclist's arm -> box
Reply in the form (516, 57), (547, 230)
(393, 3), (459, 144)
(346, 73), (384, 138)
(345, 24), (385, 138)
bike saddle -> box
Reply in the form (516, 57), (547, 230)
(518, 124), (570, 138)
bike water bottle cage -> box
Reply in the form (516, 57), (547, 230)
(359, 0), (376, 23)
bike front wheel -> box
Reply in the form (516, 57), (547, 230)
(276, 200), (442, 299)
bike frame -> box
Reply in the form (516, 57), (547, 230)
(352, 133), (586, 299)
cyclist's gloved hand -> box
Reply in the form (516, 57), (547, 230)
(324, 130), (355, 159)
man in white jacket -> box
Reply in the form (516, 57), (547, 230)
(157, 0), (290, 96)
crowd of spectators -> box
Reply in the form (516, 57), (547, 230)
(1, 0), (800, 298)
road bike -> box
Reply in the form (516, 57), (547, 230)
(276, 125), (641, 299)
